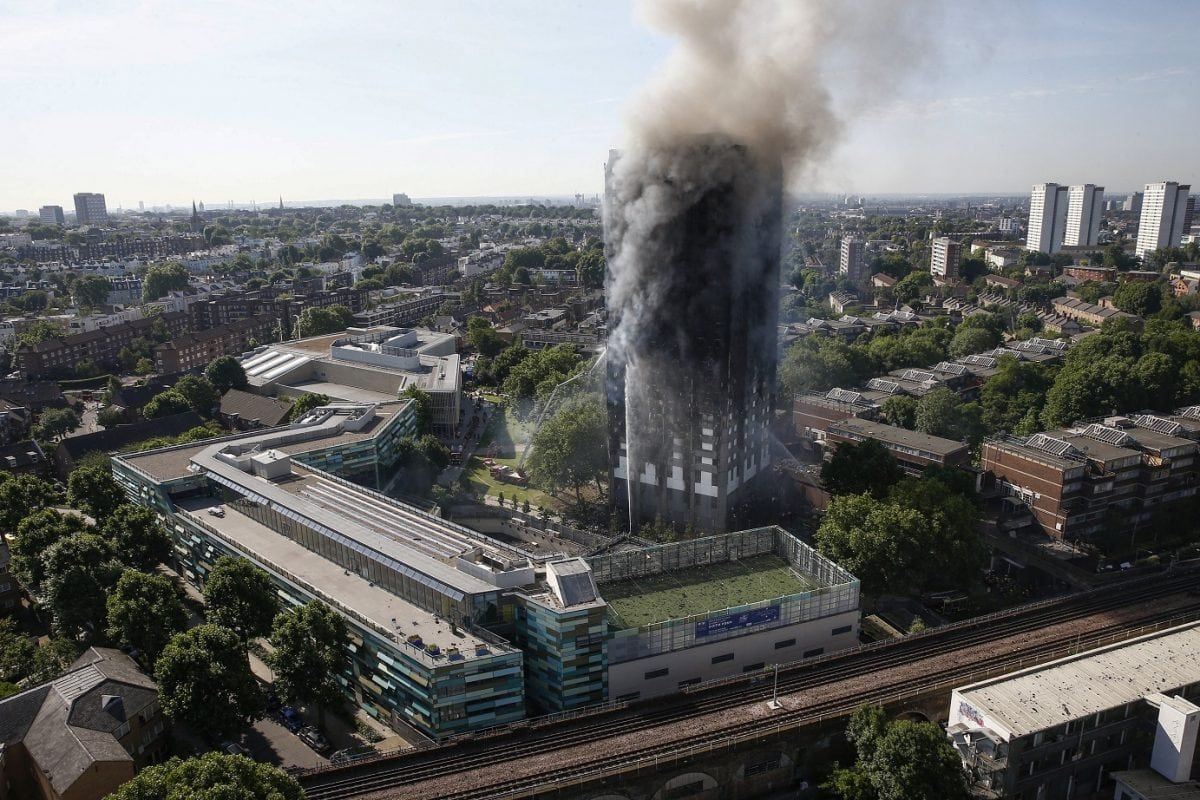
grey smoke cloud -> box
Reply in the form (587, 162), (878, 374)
(625, 0), (938, 181)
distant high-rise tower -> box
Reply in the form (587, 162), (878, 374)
(1026, 183), (1068, 254)
(1123, 192), (1143, 214)
(1064, 184), (1105, 247)
(930, 237), (962, 279)
(839, 238), (866, 283)
(38, 205), (65, 226)
(1136, 182), (1191, 259)
(392, 193), (413, 207)
(73, 192), (108, 226)
(604, 139), (782, 534)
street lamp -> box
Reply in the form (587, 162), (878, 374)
(767, 663), (782, 710)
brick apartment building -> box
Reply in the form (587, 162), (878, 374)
(14, 311), (190, 379)
(982, 411), (1200, 541)
(825, 417), (971, 474)
(154, 314), (278, 374)
(16, 235), (204, 265)
(353, 290), (459, 328)
(189, 286), (366, 332)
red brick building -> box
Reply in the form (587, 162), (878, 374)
(982, 412), (1200, 541)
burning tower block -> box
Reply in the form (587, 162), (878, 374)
(605, 137), (783, 534)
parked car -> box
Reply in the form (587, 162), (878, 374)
(299, 726), (331, 755)
(279, 706), (304, 732)
(219, 741), (249, 757)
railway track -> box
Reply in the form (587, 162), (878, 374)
(302, 570), (1200, 800)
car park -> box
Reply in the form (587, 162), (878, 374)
(299, 726), (331, 755)
(279, 706), (304, 732)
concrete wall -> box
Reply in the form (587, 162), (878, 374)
(609, 609), (860, 700)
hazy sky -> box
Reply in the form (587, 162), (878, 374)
(3, 1), (1198, 210)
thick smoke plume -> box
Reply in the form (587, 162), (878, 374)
(605, 0), (937, 530)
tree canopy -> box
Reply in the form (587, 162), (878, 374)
(42, 532), (123, 639)
(527, 395), (607, 503)
(816, 476), (984, 596)
(202, 556), (280, 644)
(106, 753), (303, 800)
(144, 389), (192, 419)
(824, 705), (970, 800)
(267, 601), (348, 725)
(173, 374), (219, 417)
(67, 463), (125, 522)
(101, 504), (173, 571)
(0, 473), (57, 533)
(297, 304), (354, 336)
(821, 439), (903, 499)
(106, 570), (189, 667)
(156, 625), (264, 741)
(283, 392), (329, 422)
(142, 262), (190, 302)
(205, 355), (248, 393)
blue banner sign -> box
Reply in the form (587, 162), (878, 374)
(695, 605), (780, 638)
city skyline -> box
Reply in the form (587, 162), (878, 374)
(3, 1), (1198, 211)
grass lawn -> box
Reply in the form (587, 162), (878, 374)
(463, 402), (566, 512)
(600, 554), (819, 630)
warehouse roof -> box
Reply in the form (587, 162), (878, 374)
(954, 622), (1200, 739)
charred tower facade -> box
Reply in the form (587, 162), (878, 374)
(604, 138), (783, 534)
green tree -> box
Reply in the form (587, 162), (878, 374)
(42, 533), (123, 639)
(101, 504), (173, 571)
(205, 355), (248, 393)
(283, 391), (329, 422)
(203, 556), (280, 644)
(466, 316), (506, 358)
(417, 433), (451, 473)
(863, 719), (969, 800)
(9, 509), (88, 593)
(780, 337), (865, 398)
(296, 304), (354, 336)
(0, 617), (37, 684)
(979, 355), (1055, 435)
(143, 389), (191, 419)
(33, 407), (80, 441)
(73, 275), (112, 309)
(826, 706), (968, 800)
(399, 385), (434, 433)
(527, 395), (608, 502)
(142, 262), (190, 302)
(15, 319), (66, 348)
(156, 625), (264, 741)
(106, 570), (189, 666)
(172, 374), (219, 416)
(0, 473), (57, 533)
(948, 325), (999, 357)
(107, 752), (303, 800)
(67, 463), (125, 522)
(915, 387), (983, 444)
(267, 601), (348, 727)
(880, 395), (918, 429)
(1112, 280), (1162, 316)
(820, 439), (904, 499)
(815, 476), (983, 596)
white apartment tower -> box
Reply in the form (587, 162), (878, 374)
(1026, 183), (1069, 254)
(839, 238), (866, 283)
(1136, 182), (1191, 259)
(1063, 184), (1104, 247)
(930, 237), (962, 280)
(38, 205), (65, 226)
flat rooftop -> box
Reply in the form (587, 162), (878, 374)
(118, 401), (409, 482)
(828, 417), (968, 457)
(281, 381), (399, 405)
(955, 621), (1200, 740)
(600, 554), (819, 630)
(175, 497), (506, 663)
